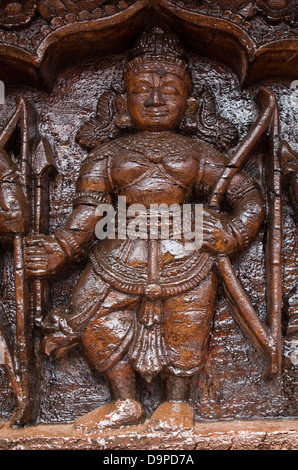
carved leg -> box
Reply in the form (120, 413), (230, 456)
(147, 273), (217, 430)
(147, 374), (194, 430)
(163, 373), (191, 402)
(75, 358), (145, 432)
(71, 276), (145, 431)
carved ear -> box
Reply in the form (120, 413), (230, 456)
(114, 94), (134, 131)
(179, 97), (199, 133)
(186, 97), (200, 128)
(186, 97), (200, 115)
(182, 85), (238, 152)
(75, 89), (119, 151)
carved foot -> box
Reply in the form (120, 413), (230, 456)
(74, 399), (145, 433)
(147, 401), (194, 431)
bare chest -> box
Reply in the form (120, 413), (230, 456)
(111, 148), (199, 196)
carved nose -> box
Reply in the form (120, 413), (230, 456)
(145, 87), (165, 107)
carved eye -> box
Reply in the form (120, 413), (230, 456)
(131, 84), (151, 94)
(162, 85), (180, 95)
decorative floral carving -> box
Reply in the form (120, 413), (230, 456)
(256, 0), (297, 25)
(0, 0), (297, 32)
(203, 0), (297, 25)
(0, 1), (37, 29)
(37, 0), (110, 21)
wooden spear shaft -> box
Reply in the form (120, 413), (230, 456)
(13, 235), (32, 424)
(13, 96), (37, 425)
(265, 106), (283, 371)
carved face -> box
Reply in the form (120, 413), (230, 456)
(125, 65), (191, 132)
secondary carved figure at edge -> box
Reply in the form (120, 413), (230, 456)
(23, 26), (278, 431)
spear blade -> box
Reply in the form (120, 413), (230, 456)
(32, 137), (57, 325)
(32, 137), (58, 235)
(32, 137), (57, 178)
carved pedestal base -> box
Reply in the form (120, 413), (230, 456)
(0, 419), (298, 450)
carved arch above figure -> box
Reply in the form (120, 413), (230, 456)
(0, 0), (296, 88)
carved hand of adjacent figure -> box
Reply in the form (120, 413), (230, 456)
(24, 234), (68, 278)
(202, 208), (238, 255)
(40, 307), (79, 359)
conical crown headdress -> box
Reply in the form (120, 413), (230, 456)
(125, 25), (190, 77)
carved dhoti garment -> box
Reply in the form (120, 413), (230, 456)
(68, 240), (217, 382)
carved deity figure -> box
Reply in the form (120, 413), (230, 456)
(24, 27), (266, 430)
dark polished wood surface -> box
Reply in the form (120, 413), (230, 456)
(0, 1), (296, 434)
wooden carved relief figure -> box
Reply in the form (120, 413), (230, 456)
(20, 25), (281, 431)
(0, 4), (296, 441)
